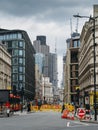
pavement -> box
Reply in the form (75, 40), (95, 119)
(13, 110), (35, 116)
(0, 110), (35, 117)
(80, 115), (98, 124)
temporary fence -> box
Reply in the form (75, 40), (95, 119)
(31, 104), (75, 112)
(31, 104), (62, 112)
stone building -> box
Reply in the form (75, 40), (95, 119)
(0, 42), (11, 89)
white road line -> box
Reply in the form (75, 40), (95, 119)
(66, 121), (89, 127)
(74, 121), (89, 125)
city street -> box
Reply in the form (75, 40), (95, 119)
(0, 111), (98, 130)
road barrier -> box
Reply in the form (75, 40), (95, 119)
(31, 104), (62, 112)
(84, 109), (91, 120)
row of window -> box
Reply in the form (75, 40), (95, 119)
(12, 41), (25, 48)
(12, 66), (25, 73)
(12, 57), (25, 65)
(0, 33), (22, 40)
(12, 83), (25, 90)
(12, 49), (25, 57)
(70, 79), (78, 86)
(70, 71), (78, 78)
(71, 40), (80, 48)
(70, 64), (78, 70)
(12, 74), (25, 82)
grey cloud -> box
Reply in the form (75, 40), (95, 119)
(0, 0), (98, 23)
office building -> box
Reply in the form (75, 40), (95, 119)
(0, 28), (35, 100)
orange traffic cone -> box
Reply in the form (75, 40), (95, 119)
(61, 109), (69, 119)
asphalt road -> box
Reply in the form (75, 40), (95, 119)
(0, 111), (98, 130)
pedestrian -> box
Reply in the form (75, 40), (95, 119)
(6, 107), (10, 117)
(27, 102), (31, 112)
(61, 103), (65, 113)
(38, 99), (42, 111)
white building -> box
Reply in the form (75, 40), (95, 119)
(42, 76), (53, 103)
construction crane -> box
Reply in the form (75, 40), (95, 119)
(75, 13), (79, 33)
(70, 18), (73, 37)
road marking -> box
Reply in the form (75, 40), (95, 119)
(66, 122), (70, 127)
(66, 121), (89, 127)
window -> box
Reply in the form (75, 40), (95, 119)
(0, 35), (4, 40)
(9, 34), (13, 39)
(12, 41), (18, 48)
(12, 58), (18, 65)
(19, 58), (25, 65)
(12, 74), (18, 81)
(12, 84), (18, 89)
(74, 41), (77, 47)
(77, 40), (80, 47)
(19, 83), (23, 89)
(19, 75), (25, 81)
(19, 75), (23, 81)
(12, 66), (18, 73)
(13, 34), (17, 39)
(19, 41), (23, 47)
(19, 67), (23, 72)
(12, 49), (18, 56)
(19, 50), (23, 56)
(19, 58), (23, 64)
(17, 33), (22, 39)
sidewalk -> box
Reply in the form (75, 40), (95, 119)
(80, 115), (98, 124)
(14, 111), (27, 116)
(14, 110), (35, 116)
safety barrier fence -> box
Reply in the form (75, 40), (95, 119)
(31, 104), (75, 112)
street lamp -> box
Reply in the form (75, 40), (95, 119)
(73, 14), (98, 121)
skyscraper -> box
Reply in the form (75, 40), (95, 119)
(0, 28), (35, 100)
(33, 36), (49, 77)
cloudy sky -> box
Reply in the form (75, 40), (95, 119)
(0, 0), (98, 87)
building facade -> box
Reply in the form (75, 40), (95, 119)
(0, 42), (11, 90)
(33, 36), (49, 77)
(0, 29), (35, 100)
(48, 53), (58, 87)
(64, 32), (80, 104)
(79, 5), (98, 108)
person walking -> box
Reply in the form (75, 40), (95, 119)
(61, 103), (65, 113)
(27, 102), (31, 112)
(38, 99), (42, 111)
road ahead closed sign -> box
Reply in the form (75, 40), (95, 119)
(77, 108), (85, 119)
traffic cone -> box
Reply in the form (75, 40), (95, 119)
(61, 109), (69, 119)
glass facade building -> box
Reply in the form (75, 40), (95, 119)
(0, 29), (35, 100)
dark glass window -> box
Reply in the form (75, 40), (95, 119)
(12, 74), (18, 81)
(12, 58), (18, 65)
(12, 49), (18, 56)
(12, 66), (18, 73)
(19, 41), (23, 47)
(17, 33), (22, 39)
(19, 67), (23, 72)
(12, 41), (18, 48)
(19, 58), (23, 64)
(73, 41), (77, 47)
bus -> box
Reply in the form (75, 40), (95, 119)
(5, 94), (21, 111)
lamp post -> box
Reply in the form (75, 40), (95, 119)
(73, 14), (98, 121)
